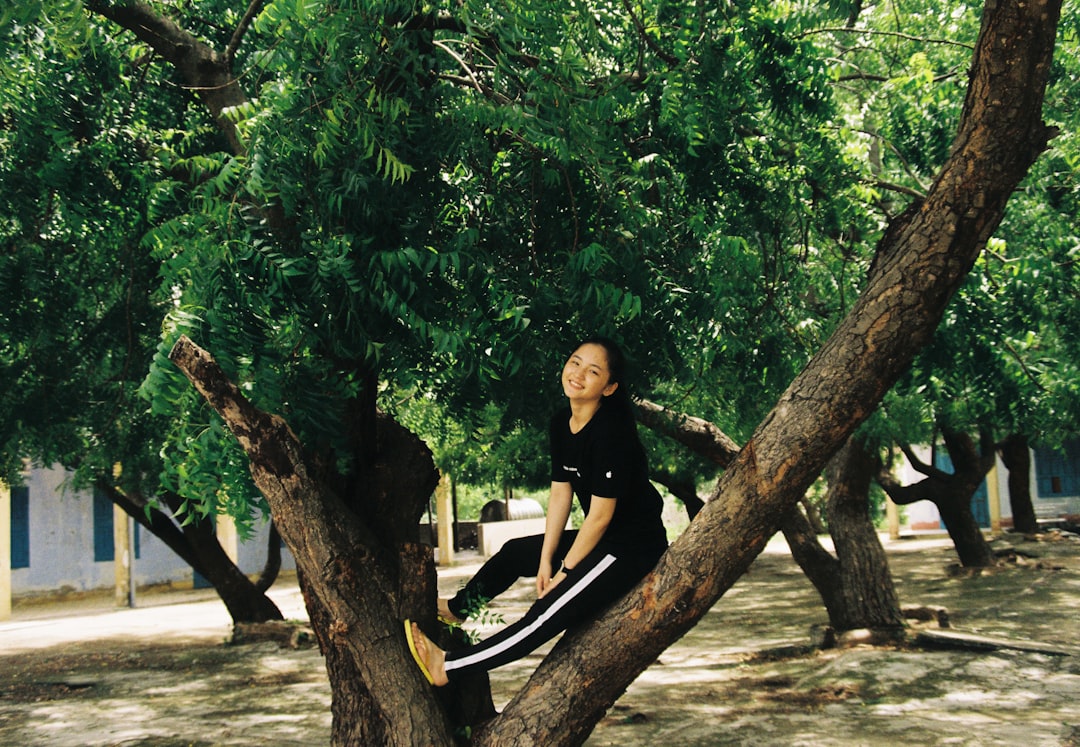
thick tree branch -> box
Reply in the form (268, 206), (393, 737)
(633, 398), (741, 467)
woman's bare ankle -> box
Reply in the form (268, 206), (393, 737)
(437, 598), (464, 625)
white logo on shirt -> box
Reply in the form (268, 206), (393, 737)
(605, 471), (612, 478)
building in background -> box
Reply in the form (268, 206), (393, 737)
(2, 464), (293, 619)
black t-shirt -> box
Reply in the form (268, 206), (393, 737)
(549, 402), (667, 554)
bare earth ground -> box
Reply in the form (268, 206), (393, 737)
(2, 532), (1079, 746)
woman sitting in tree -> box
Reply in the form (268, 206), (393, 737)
(406, 336), (668, 686)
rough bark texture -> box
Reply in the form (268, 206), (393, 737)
(99, 482), (283, 623)
(168, 337), (453, 745)
(634, 399), (741, 467)
(999, 433), (1039, 534)
(472, 1), (1060, 742)
(647, 411), (907, 637)
(822, 438), (904, 632)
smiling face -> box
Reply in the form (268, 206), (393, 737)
(561, 343), (620, 404)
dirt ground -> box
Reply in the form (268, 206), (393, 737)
(2, 532), (1079, 746)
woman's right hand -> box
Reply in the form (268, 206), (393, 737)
(536, 558), (553, 597)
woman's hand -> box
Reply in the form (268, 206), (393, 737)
(536, 557), (554, 597)
(538, 567), (567, 599)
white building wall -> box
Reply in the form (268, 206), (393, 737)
(11, 465), (294, 597)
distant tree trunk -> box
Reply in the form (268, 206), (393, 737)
(782, 437), (904, 636)
(255, 521), (282, 593)
(799, 495), (827, 535)
(999, 433), (1039, 534)
(100, 482), (283, 623)
(880, 427), (998, 567)
(823, 438), (905, 632)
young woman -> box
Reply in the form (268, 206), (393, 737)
(406, 337), (668, 686)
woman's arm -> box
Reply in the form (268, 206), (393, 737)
(538, 493), (616, 598)
(537, 481), (573, 596)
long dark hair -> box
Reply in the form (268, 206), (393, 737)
(576, 335), (636, 422)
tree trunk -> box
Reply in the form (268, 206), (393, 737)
(937, 491), (996, 567)
(100, 481), (283, 623)
(472, 1), (1060, 741)
(781, 437), (904, 636)
(780, 507), (846, 620)
(822, 438), (904, 632)
(643, 406), (905, 635)
(167, 337), (501, 743)
(882, 428), (998, 567)
(999, 433), (1039, 534)
(255, 521), (282, 593)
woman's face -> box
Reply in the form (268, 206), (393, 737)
(561, 343), (619, 403)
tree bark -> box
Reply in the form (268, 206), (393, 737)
(779, 507), (847, 620)
(99, 481), (283, 623)
(999, 433), (1039, 534)
(152, 0), (1059, 741)
(640, 403), (904, 634)
(473, 0), (1060, 741)
(783, 437), (905, 636)
(84, 0), (248, 154)
(255, 520), (282, 593)
(168, 337), (454, 745)
(822, 438), (904, 632)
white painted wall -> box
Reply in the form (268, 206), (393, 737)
(11, 465), (294, 597)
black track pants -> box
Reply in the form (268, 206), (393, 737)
(442, 541), (660, 683)
(447, 532), (577, 620)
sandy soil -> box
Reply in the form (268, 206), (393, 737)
(1, 532), (1079, 746)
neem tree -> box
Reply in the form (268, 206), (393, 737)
(2, 0), (1063, 742)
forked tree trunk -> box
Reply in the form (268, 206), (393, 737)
(168, 338), (457, 744)
(882, 428), (998, 567)
(167, 338), (499, 743)
(999, 433), (1039, 534)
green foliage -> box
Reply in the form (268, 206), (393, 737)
(3, 0), (1075, 531)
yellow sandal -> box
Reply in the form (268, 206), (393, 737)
(403, 620), (435, 685)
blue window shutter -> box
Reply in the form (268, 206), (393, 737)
(1033, 439), (1080, 498)
(93, 486), (115, 562)
(11, 486), (30, 569)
